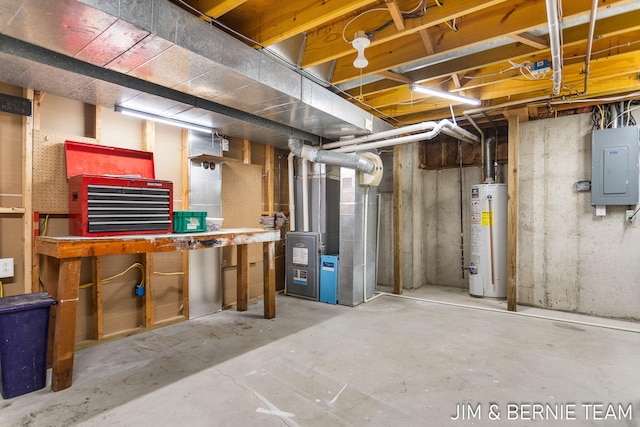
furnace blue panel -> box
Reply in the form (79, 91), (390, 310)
(320, 254), (339, 304)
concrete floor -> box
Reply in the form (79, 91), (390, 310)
(1, 285), (640, 426)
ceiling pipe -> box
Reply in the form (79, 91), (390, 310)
(288, 137), (377, 174)
(465, 114), (486, 182)
(546, 0), (563, 95)
(583, 0), (598, 95)
(328, 119), (479, 153)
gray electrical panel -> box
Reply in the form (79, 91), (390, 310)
(285, 232), (319, 300)
(591, 126), (640, 206)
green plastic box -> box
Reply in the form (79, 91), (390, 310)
(173, 211), (207, 233)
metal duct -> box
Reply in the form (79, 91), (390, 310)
(288, 137), (376, 175)
(484, 136), (496, 183)
(546, 0), (563, 95)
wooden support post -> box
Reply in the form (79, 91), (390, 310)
(93, 256), (104, 340)
(265, 145), (275, 214)
(507, 116), (519, 312)
(236, 244), (249, 311)
(263, 241), (276, 319)
(23, 88), (34, 294)
(393, 145), (403, 294)
(93, 105), (102, 142)
(181, 129), (190, 318)
(144, 253), (154, 327)
(50, 258), (81, 391)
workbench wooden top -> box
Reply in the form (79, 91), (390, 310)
(35, 228), (280, 258)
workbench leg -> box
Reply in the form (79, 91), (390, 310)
(51, 258), (81, 391)
(263, 241), (276, 319)
(236, 244), (248, 311)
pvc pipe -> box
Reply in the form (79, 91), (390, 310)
(301, 158), (309, 232)
(322, 121), (439, 149)
(288, 152), (296, 232)
(545, 0), (562, 95)
(370, 292), (640, 334)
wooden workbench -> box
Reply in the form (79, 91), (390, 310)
(35, 228), (280, 391)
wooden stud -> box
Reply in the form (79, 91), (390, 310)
(265, 145), (275, 214)
(142, 120), (155, 152)
(243, 139), (251, 164)
(507, 115), (519, 312)
(94, 105), (102, 143)
(263, 241), (276, 319)
(236, 244), (249, 311)
(393, 145), (403, 294)
(144, 253), (154, 327)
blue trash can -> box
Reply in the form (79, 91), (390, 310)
(0, 292), (56, 399)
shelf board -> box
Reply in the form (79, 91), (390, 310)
(0, 207), (26, 214)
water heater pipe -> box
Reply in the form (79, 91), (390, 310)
(288, 152), (296, 232)
(488, 196), (496, 287)
(484, 136), (496, 183)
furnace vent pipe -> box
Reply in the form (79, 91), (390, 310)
(288, 137), (376, 175)
(484, 136), (496, 183)
(288, 152), (296, 232)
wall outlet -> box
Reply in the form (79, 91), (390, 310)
(0, 258), (14, 279)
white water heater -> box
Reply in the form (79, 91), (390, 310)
(468, 183), (507, 298)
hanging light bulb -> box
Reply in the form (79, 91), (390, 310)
(352, 30), (370, 69)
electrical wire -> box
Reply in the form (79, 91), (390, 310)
(79, 262), (145, 289)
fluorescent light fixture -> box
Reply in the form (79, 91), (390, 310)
(352, 31), (370, 69)
(115, 105), (214, 134)
(410, 84), (481, 106)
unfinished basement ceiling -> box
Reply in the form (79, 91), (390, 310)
(0, 0), (392, 150)
(174, 0), (640, 127)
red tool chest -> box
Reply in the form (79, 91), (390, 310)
(65, 141), (173, 237)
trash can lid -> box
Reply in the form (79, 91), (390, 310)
(0, 292), (56, 314)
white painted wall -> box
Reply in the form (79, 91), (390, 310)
(377, 112), (640, 320)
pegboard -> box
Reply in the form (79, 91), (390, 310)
(33, 130), (97, 213)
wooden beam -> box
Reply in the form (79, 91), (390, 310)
(265, 145), (275, 214)
(503, 107), (529, 122)
(419, 29), (435, 55)
(510, 32), (549, 49)
(385, 0), (405, 31)
(393, 145), (403, 295)
(507, 115), (519, 312)
(190, 0), (249, 18)
(234, 0), (376, 46)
